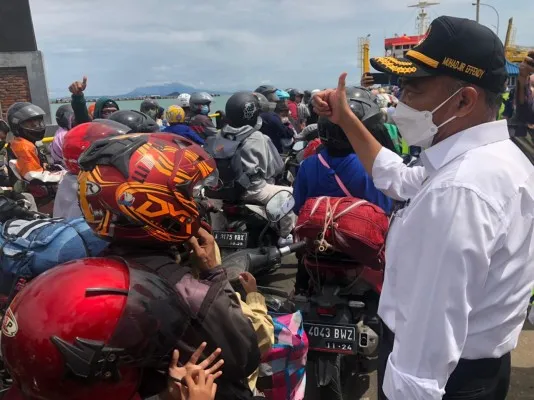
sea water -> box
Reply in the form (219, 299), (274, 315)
(49, 95), (232, 116)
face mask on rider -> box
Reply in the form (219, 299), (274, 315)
(199, 105), (210, 115)
(393, 87), (463, 149)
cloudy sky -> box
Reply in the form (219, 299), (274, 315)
(29, 0), (532, 97)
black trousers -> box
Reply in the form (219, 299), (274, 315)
(378, 322), (511, 400)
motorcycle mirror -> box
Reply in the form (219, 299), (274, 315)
(265, 190), (295, 222)
(292, 141), (306, 152)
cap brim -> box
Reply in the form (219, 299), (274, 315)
(370, 57), (436, 78)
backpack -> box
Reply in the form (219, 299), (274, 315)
(295, 196), (389, 270)
(122, 253), (260, 400)
(257, 312), (308, 400)
(0, 217), (109, 310)
(204, 133), (253, 202)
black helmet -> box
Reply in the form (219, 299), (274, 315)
(288, 89), (304, 101)
(7, 102), (47, 142)
(318, 117), (352, 153)
(225, 91), (260, 129)
(190, 92), (213, 107)
(346, 87), (383, 125)
(254, 85), (280, 103)
(140, 99), (160, 119)
(318, 91), (383, 153)
(55, 104), (74, 130)
(253, 92), (271, 113)
(109, 110), (159, 133)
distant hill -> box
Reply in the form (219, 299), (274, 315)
(122, 83), (229, 97)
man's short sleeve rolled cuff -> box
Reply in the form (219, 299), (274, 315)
(384, 355), (445, 400)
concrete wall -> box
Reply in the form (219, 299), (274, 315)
(0, 51), (52, 124)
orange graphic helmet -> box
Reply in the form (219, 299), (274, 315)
(77, 133), (217, 245)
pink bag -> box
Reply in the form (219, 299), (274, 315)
(257, 312), (308, 400)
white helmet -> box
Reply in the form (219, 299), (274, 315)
(177, 93), (191, 108)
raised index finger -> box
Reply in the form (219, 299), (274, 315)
(82, 76), (88, 86)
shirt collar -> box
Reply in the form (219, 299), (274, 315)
(421, 120), (509, 172)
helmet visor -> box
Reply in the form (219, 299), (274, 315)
(21, 117), (45, 132)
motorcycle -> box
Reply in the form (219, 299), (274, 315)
(294, 252), (383, 400)
(220, 190), (302, 280)
(235, 236), (383, 400)
(277, 141), (307, 186)
(202, 189), (294, 257)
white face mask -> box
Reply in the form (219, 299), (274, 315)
(393, 88), (462, 149)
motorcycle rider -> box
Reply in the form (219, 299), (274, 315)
(178, 93), (192, 119)
(208, 91), (295, 246)
(189, 92), (217, 139)
(76, 133), (261, 399)
(163, 105), (205, 145)
(69, 76), (119, 123)
(292, 88), (394, 215)
(140, 99), (160, 121)
(292, 89), (395, 295)
(254, 87), (295, 153)
(5, 102), (65, 186)
(0, 257), (224, 400)
(50, 104), (75, 165)
(287, 88), (304, 122)
(53, 120), (130, 219)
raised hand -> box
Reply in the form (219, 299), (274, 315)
(68, 76), (87, 95)
(312, 72), (353, 126)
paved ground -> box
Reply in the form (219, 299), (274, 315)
(265, 256), (534, 399)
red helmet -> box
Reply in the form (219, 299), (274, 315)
(62, 120), (131, 174)
(77, 133), (217, 245)
(303, 138), (323, 160)
(1, 257), (188, 400)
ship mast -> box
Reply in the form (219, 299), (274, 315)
(408, 1), (440, 35)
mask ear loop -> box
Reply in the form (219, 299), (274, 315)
(432, 87), (464, 113)
(432, 87), (464, 129)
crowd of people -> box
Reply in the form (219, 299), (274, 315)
(0, 14), (533, 400)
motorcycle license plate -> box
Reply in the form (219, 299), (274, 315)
(304, 322), (356, 353)
(213, 231), (248, 249)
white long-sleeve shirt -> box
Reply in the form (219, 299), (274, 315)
(373, 120), (534, 399)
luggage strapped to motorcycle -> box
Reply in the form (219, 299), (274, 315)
(304, 196), (369, 253)
(0, 218), (97, 312)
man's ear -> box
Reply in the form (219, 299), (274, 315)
(456, 87), (479, 117)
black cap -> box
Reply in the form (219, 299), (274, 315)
(371, 16), (507, 93)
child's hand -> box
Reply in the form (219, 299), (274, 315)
(239, 272), (258, 294)
(184, 369), (218, 400)
(167, 343), (223, 399)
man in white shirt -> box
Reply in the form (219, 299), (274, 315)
(313, 16), (534, 400)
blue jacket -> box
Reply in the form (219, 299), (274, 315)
(259, 112), (295, 153)
(162, 124), (205, 145)
(293, 149), (392, 214)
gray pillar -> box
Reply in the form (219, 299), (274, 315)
(0, 0), (52, 124)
